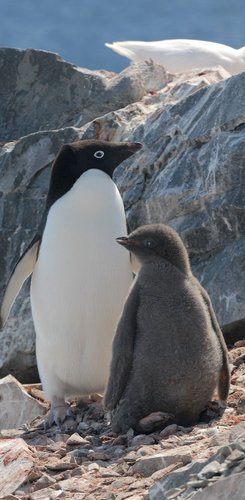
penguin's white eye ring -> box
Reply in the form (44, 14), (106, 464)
(144, 239), (157, 249)
(94, 150), (105, 159)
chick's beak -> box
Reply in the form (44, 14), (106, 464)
(116, 236), (129, 247)
(116, 237), (140, 249)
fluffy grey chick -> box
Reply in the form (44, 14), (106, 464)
(104, 223), (230, 434)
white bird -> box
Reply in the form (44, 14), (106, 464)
(106, 39), (245, 75)
(0, 139), (142, 427)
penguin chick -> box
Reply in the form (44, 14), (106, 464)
(0, 139), (142, 427)
(104, 223), (230, 434)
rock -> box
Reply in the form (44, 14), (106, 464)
(87, 450), (110, 461)
(214, 422), (245, 446)
(0, 48), (168, 142)
(66, 433), (90, 447)
(33, 473), (56, 491)
(131, 446), (192, 477)
(0, 437), (34, 496)
(149, 440), (245, 499)
(222, 318), (245, 345)
(0, 375), (45, 429)
(30, 487), (63, 500)
(131, 435), (156, 447)
(191, 471), (245, 499)
(111, 477), (136, 489)
(0, 48), (244, 382)
(113, 72), (245, 326)
(149, 459), (208, 499)
(235, 340), (245, 347)
(237, 397), (245, 414)
(87, 462), (100, 472)
(56, 476), (90, 494)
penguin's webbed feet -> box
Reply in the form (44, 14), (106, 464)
(138, 411), (175, 433)
(43, 397), (76, 430)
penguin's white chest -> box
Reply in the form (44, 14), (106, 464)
(31, 170), (132, 399)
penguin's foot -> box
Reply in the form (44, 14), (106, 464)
(200, 400), (226, 423)
(44, 397), (75, 430)
(138, 411), (175, 433)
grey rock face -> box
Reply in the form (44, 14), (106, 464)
(0, 48), (244, 381)
(0, 48), (168, 142)
(149, 441), (245, 499)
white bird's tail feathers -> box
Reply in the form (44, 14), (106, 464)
(105, 42), (136, 60)
(238, 47), (245, 60)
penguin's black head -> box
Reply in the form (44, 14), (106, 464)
(117, 224), (190, 274)
(47, 139), (142, 210)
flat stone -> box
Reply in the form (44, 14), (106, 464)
(198, 460), (223, 478)
(0, 48), (168, 142)
(131, 435), (156, 447)
(111, 477), (135, 489)
(56, 477), (90, 493)
(87, 462), (100, 472)
(45, 458), (79, 471)
(0, 375), (46, 429)
(159, 424), (179, 438)
(30, 487), (63, 500)
(131, 446), (192, 477)
(225, 448), (245, 464)
(150, 462), (183, 480)
(87, 450), (110, 461)
(149, 459), (211, 499)
(66, 433), (90, 446)
(33, 472), (56, 491)
(0, 437), (34, 496)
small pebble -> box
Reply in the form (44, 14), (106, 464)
(160, 424), (178, 438)
(237, 397), (245, 415)
(77, 421), (89, 432)
(198, 460), (222, 478)
(131, 434), (155, 447)
(87, 462), (100, 472)
(66, 433), (90, 446)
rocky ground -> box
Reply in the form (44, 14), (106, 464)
(0, 342), (245, 499)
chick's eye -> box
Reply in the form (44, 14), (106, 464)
(144, 239), (157, 249)
(94, 150), (104, 159)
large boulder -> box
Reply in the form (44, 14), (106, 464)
(0, 48), (244, 381)
(0, 48), (168, 142)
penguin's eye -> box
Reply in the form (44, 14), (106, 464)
(94, 150), (105, 159)
(144, 239), (157, 249)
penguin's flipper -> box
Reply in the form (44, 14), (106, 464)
(0, 236), (40, 328)
(194, 279), (230, 401)
(103, 283), (139, 411)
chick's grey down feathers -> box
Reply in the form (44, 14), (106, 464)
(104, 224), (230, 434)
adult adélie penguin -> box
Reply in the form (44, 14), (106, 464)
(0, 139), (143, 427)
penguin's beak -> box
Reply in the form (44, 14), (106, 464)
(116, 236), (129, 247)
(126, 142), (143, 153)
(116, 237), (140, 249)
